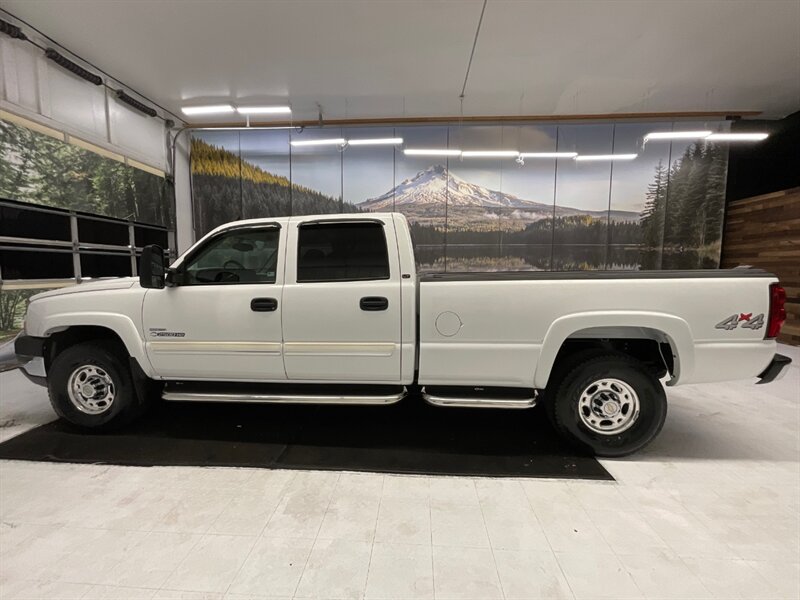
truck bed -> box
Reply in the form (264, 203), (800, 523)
(419, 268), (773, 281)
(417, 268), (777, 389)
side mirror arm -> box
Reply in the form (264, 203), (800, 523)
(165, 268), (178, 287)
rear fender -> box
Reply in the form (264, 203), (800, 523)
(534, 311), (694, 388)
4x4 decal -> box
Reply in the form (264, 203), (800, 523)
(715, 313), (764, 331)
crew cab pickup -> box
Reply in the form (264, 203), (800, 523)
(14, 213), (791, 456)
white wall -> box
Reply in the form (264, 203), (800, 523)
(0, 33), (168, 173)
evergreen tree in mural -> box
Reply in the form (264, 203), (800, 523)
(0, 119), (171, 226)
(701, 144), (727, 247)
(639, 142), (727, 268)
(639, 161), (668, 250)
(190, 137), (360, 235)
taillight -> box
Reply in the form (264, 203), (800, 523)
(766, 283), (786, 339)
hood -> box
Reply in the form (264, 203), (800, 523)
(31, 277), (139, 301)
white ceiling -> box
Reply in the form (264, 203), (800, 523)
(2, 0), (799, 124)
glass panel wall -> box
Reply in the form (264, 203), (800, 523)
(0, 118), (172, 228)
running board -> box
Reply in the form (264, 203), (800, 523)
(421, 386), (537, 409)
(162, 383), (407, 405)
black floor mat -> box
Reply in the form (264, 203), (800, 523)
(0, 391), (612, 480)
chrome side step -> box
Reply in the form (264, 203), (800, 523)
(162, 386), (407, 405)
(421, 386), (536, 409)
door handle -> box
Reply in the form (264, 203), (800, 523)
(251, 297), (278, 312)
(360, 296), (388, 311)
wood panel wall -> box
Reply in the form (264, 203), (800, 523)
(721, 187), (800, 345)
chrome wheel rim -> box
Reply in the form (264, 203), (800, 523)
(67, 365), (115, 415)
(578, 378), (640, 435)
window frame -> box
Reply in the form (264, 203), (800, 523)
(296, 220), (391, 284)
(174, 223), (282, 286)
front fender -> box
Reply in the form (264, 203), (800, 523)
(533, 311), (694, 389)
(37, 312), (153, 377)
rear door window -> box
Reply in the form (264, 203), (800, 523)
(297, 222), (390, 282)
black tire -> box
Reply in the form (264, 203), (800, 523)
(545, 351), (667, 457)
(47, 341), (145, 431)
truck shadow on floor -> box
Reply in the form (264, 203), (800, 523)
(0, 391), (612, 480)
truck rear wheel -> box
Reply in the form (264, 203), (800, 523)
(47, 341), (144, 431)
(546, 352), (667, 457)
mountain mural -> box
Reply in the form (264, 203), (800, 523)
(359, 164), (639, 230)
(187, 129), (727, 273)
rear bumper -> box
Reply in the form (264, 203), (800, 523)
(756, 353), (792, 384)
(13, 334), (48, 387)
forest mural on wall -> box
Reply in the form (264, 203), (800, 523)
(0, 117), (174, 339)
(638, 144), (727, 269)
(0, 118), (173, 228)
(191, 122), (729, 272)
(191, 137), (360, 234)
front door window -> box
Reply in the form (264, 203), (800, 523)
(181, 227), (280, 285)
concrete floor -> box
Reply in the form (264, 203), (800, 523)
(0, 345), (798, 600)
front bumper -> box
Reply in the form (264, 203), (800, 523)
(756, 353), (792, 384)
(13, 333), (48, 387)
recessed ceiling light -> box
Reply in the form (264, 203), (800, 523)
(348, 138), (404, 146)
(181, 104), (235, 116)
(706, 133), (769, 142)
(644, 131), (711, 141)
(404, 148), (461, 156)
(236, 106), (292, 115)
(290, 138), (346, 146)
(575, 154), (638, 161)
(460, 150), (520, 158)
(518, 152), (578, 158)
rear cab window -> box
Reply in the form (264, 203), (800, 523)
(297, 221), (390, 283)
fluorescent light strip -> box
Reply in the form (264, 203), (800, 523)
(519, 152), (578, 159)
(644, 131), (711, 141)
(461, 150), (520, 158)
(706, 133), (769, 141)
(236, 106), (291, 115)
(181, 104), (235, 115)
(575, 154), (638, 161)
(404, 148), (461, 156)
(347, 137), (403, 146)
(290, 138), (346, 146)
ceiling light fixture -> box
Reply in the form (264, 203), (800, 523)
(518, 152), (578, 158)
(236, 106), (292, 115)
(706, 132), (769, 142)
(181, 104), (235, 116)
(404, 148), (461, 156)
(575, 154), (638, 161)
(290, 138), (346, 146)
(347, 138), (404, 146)
(644, 131), (711, 141)
(461, 150), (520, 158)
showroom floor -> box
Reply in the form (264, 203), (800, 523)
(0, 345), (798, 600)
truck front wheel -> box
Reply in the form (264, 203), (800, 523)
(546, 352), (667, 457)
(47, 341), (145, 431)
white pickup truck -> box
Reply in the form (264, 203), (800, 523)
(14, 213), (791, 456)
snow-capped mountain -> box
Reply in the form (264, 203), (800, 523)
(359, 164), (639, 225)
